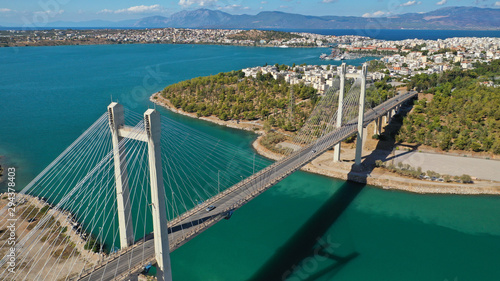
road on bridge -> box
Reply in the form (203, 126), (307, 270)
(78, 91), (417, 281)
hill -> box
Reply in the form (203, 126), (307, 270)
(10, 6), (497, 30)
(133, 7), (500, 30)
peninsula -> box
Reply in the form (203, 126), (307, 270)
(0, 28), (365, 48)
(151, 56), (500, 195)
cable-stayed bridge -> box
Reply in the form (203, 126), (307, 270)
(0, 64), (416, 281)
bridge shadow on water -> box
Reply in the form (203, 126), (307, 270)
(247, 179), (365, 281)
(247, 101), (417, 281)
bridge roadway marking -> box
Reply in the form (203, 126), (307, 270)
(78, 91), (416, 281)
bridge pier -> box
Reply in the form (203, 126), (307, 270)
(333, 63), (346, 163)
(108, 103), (135, 249)
(355, 64), (368, 166)
(374, 117), (382, 135)
(144, 109), (173, 281)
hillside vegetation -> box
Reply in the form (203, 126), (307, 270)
(161, 69), (318, 132)
(398, 60), (500, 154)
(160, 64), (399, 135)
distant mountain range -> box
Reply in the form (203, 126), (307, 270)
(5, 6), (500, 30)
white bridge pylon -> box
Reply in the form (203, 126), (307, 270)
(108, 102), (172, 281)
(355, 63), (368, 166)
(332, 62), (368, 165)
(333, 63), (346, 163)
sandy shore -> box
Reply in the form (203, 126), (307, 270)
(151, 92), (500, 195)
(253, 136), (500, 195)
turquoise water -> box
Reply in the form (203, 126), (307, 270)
(1, 44), (500, 280)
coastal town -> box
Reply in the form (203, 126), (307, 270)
(242, 62), (394, 95)
(0, 28), (367, 47)
(240, 36), (500, 94)
(341, 36), (500, 77)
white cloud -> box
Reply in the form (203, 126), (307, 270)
(261, 1), (268, 3)
(436, 0), (447, 5)
(98, 5), (165, 14)
(495, 1), (500, 6)
(362, 10), (388, 17)
(98, 9), (114, 14)
(178, 0), (218, 7)
(322, 0), (337, 3)
(399, 1), (421, 7)
(372, 11), (387, 16)
(218, 4), (250, 11)
(34, 9), (64, 16)
(116, 4), (164, 14)
(0, 8), (13, 12)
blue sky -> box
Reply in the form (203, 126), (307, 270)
(0, 0), (499, 24)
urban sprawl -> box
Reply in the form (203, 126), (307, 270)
(244, 36), (499, 93)
(243, 35), (499, 93)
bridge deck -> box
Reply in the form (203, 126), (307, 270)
(78, 91), (417, 280)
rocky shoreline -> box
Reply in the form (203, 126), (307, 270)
(151, 92), (500, 196)
(0, 156), (4, 184)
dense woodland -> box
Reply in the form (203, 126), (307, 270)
(398, 60), (500, 154)
(161, 69), (318, 132)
